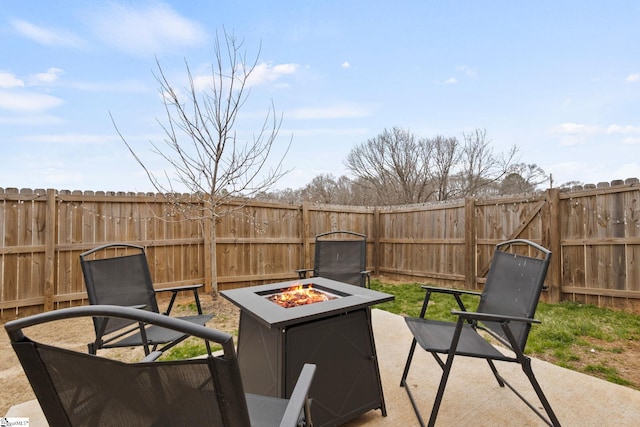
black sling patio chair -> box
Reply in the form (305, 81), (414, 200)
(80, 243), (213, 356)
(5, 305), (316, 427)
(296, 230), (370, 287)
(400, 239), (560, 427)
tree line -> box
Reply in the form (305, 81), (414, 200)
(260, 127), (550, 206)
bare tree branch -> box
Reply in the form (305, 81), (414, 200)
(113, 29), (291, 294)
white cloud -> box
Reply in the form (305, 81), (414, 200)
(192, 62), (299, 91)
(549, 122), (640, 147)
(0, 90), (63, 112)
(550, 122), (599, 135)
(0, 72), (24, 89)
(341, 61), (350, 68)
(606, 124), (640, 134)
(444, 77), (457, 85)
(88, 2), (207, 56)
(28, 68), (64, 86)
(247, 62), (299, 87)
(548, 122), (600, 146)
(11, 19), (85, 48)
(626, 73), (640, 83)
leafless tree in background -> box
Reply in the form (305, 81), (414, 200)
(430, 135), (460, 201)
(263, 127), (543, 206)
(114, 30), (290, 294)
(500, 163), (549, 194)
(345, 127), (435, 205)
(455, 128), (518, 198)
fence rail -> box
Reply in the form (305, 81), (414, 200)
(1, 178), (639, 319)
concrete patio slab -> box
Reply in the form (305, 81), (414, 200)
(7, 308), (640, 426)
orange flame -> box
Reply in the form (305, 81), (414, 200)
(269, 283), (333, 308)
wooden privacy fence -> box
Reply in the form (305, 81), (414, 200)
(1, 178), (639, 318)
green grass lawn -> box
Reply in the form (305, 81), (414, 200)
(370, 279), (640, 389)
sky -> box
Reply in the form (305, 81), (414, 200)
(1, 1), (639, 193)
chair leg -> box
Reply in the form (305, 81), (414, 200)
(427, 351), (457, 427)
(521, 358), (561, 427)
(431, 352), (446, 369)
(401, 338), (418, 386)
(192, 289), (204, 314)
(165, 291), (179, 315)
(400, 338), (427, 426)
(486, 359), (505, 387)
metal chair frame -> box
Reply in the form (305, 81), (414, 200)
(80, 243), (213, 356)
(400, 239), (560, 427)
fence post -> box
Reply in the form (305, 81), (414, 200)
(464, 198), (477, 290)
(545, 188), (562, 303)
(373, 208), (380, 276)
(301, 202), (311, 269)
(43, 189), (56, 312)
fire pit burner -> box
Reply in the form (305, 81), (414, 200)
(263, 283), (340, 308)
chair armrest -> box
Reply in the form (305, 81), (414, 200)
(296, 268), (313, 279)
(154, 284), (204, 294)
(421, 285), (482, 297)
(279, 363), (317, 427)
(155, 284), (205, 315)
(451, 310), (541, 325)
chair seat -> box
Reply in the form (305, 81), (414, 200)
(405, 317), (514, 361)
(113, 313), (214, 347)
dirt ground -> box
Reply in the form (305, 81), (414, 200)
(3, 294), (640, 416)
(532, 336), (640, 390)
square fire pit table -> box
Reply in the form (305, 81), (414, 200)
(221, 277), (394, 427)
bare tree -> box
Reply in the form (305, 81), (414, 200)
(455, 129), (518, 197)
(500, 163), (549, 194)
(345, 127), (434, 205)
(343, 127), (521, 204)
(114, 30), (291, 295)
(300, 174), (338, 204)
(430, 135), (459, 201)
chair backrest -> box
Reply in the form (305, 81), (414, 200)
(80, 244), (159, 335)
(477, 239), (551, 351)
(314, 231), (367, 286)
(6, 306), (250, 427)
